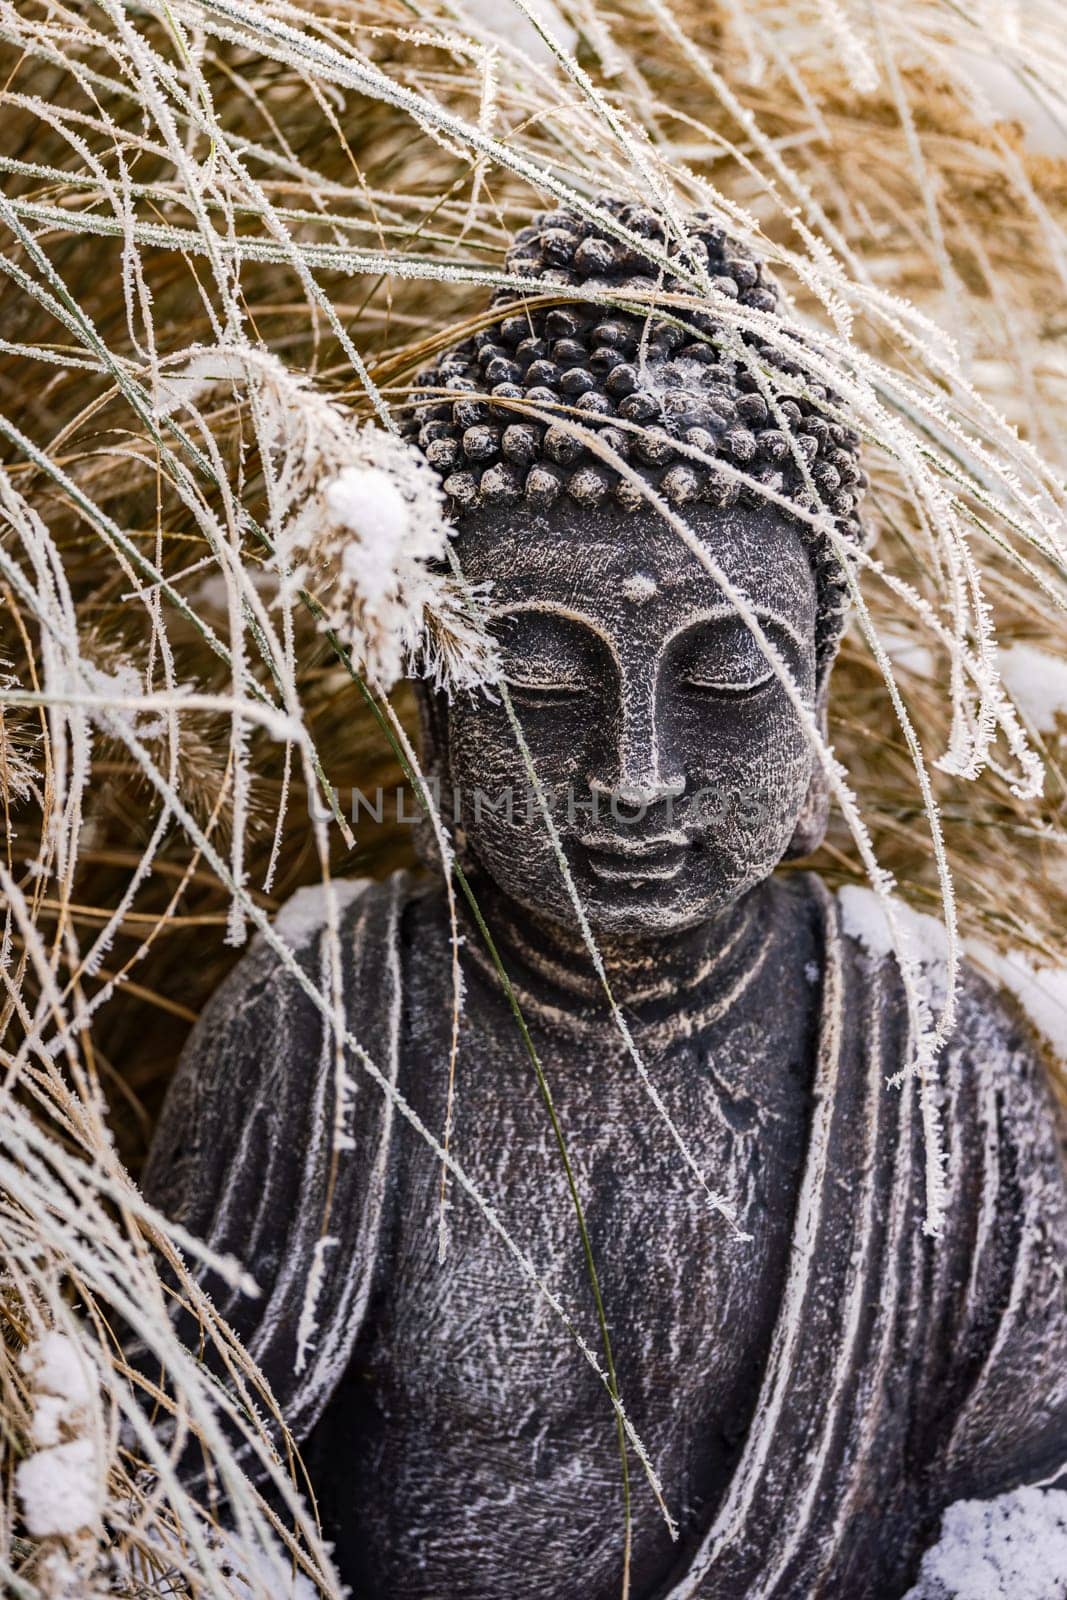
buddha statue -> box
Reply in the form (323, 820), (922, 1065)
(143, 200), (1067, 1599)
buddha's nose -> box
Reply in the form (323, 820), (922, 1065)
(590, 671), (685, 808)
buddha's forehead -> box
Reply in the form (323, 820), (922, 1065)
(454, 501), (816, 643)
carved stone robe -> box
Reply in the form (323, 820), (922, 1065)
(144, 871), (1067, 1599)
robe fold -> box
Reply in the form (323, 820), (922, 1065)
(144, 870), (1067, 1599)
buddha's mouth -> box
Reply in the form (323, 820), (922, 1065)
(578, 835), (690, 885)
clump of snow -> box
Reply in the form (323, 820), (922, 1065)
(155, 344), (499, 696)
(22, 1331), (94, 1449)
(905, 1486), (1067, 1599)
(328, 465), (411, 609)
(24, 1331), (95, 1408)
(273, 879), (370, 947)
(967, 941), (1067, 1068)
(16, 1331), (103, 1538)
(998, 643), (1067, 735)
(16, 1437), (102, 1540)
(300, 426), (499, 695)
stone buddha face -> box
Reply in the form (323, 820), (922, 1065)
(436, 500), (822, 938)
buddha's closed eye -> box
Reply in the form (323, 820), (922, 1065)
(675, 616), (796, 700)
(493, 608), (604, 708)
(505, 675), (588, 709)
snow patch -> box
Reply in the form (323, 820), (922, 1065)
(967, 940), (1067, 1067)
(953, 48), (1067, 158)
(905, 1486), (1067, 1598)
(273, 879), (370, 948)
(23, 1330), (95, 1409)
(839, 887), (1067, 1066)
(999, 643), (1067, 735)
(327, 465), (411, 610)
(839, 885), (948, 965)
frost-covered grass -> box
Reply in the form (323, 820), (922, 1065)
(1, 0), (1067, 1594)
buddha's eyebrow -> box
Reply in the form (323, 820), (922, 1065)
(489, 598), (808, 664)
(663, 606), (809, 659)
(488, 599), (615, 649)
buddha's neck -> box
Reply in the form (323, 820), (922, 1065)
(463, 874), (770, 1015)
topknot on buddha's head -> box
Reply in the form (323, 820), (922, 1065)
(404, 195), (870, 673)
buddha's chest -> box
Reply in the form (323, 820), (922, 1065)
(357, 1031), (798, 1525)
(372, 1167), (780, 1488)
(306, 968), (814, 1599)
(382, 1047), (787, 1416)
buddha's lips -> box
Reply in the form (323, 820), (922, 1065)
(578, 836), (690, 883)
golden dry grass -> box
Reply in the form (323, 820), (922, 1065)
(1, 0), (1066, 1592)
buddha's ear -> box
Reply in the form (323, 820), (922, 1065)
(784, 674), (832, 860)
(412, 683), (463, 871)
(414, 679), (447, 781)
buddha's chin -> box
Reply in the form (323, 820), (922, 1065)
(574, 879), (753, 938)
(517, 854), (769, 940)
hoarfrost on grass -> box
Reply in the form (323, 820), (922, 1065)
(1, 0), (1066, 1590)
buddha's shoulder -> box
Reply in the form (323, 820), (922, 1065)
(830, 881), (1063, 1129)
(150, 873), (434, 1196)
(176, 872), (436, 1075)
